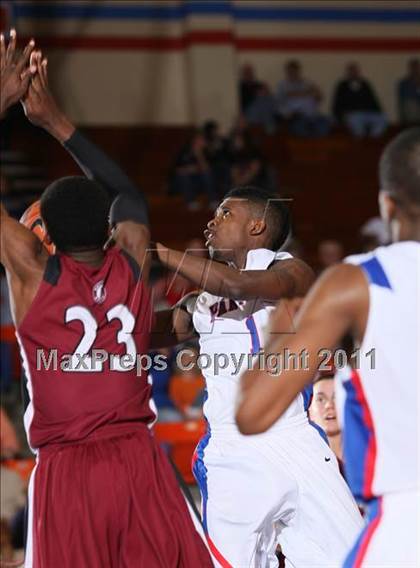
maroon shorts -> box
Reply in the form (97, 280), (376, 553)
(27, 426), (212, 567)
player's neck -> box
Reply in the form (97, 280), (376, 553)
(67, 249), (105, 267)
(328, 433), (342, 462)
(232, 248), (249, 269)
(393, 211), (420, 242)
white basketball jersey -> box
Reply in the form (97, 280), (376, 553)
(340, 241), (420, 500)
(193, 248), (307, 434)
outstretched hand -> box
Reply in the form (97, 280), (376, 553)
(0, 29), (36, 116)
(21, 51), (75, 142)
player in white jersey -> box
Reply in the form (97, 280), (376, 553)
(154, 186), (363, 567)
(237, 128), (420, 567)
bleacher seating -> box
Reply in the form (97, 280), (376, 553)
(8, 122), (398, 260)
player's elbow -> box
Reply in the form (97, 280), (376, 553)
(225, 273), (253, 300)
(235, 405), (267, 435)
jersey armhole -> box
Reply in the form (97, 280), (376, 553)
(121, 250), (141, 281)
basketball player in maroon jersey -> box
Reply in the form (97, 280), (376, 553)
(0, 32), (212, 567)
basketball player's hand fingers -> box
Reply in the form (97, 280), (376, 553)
(0, 33), (6, 67)
(39, 57), (48, 88)
(5, 28), (17, 65)
(29, 63), (43, 94)
(16, 37), (36, 73)
(19, 67), (34, 93)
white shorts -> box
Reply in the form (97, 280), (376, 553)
(343, 490), (419, 568)
(192, 418), (363, 568)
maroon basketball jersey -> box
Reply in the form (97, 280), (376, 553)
(16, 247), (155, 450)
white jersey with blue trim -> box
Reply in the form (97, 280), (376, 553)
(340, 241), (420, 500)
(193, 248), (307, 434)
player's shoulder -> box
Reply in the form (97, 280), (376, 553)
(112, 247), (141, 281)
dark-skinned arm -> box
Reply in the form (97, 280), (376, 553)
(235, 263), (369, 434)
(21, 55), (147, 214)
(0, 29), (36, 118)
(156, 242), (314, 301)
(22, 55), (150, 275)
(0, 203), (47, 279)
(150, 294), (198, 349)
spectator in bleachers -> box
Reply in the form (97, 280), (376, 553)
(172, 129), (219, 211)
(239, 63), (262, 114)
(238, 61), (277, 134)
(226, 128), (275, 190)
(170, 344), (205, 420)
(245, 83), (277, 135)
(317, 239), (344, 273)
(397, 58), (420, 125)
(332, 63), (387, 137)
(202, 120), (230, 195)
(276, 60), (330, 137)
(309, 375), (343, 464)
(0, 407), (20, 457)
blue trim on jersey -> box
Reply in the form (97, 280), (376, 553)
(245, 315), (261, 355)
(343, 498), (381, 568)
(304, 383), (329, 443)
(309, 419), (329, 445)
(343, 377), (370, 501)
(359, 257), (392, 290)
(192, 391), (211, 533)
(302, 383), (313, 411)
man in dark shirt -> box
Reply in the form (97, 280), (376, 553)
(398, 58), (420, 125)
(332, 63), (387, 137)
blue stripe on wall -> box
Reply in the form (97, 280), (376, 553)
(13, 2), (420, 23)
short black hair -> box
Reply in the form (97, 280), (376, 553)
(224, 186), (291, 250)
(40, 176), (110, 252)
(379, 127), (420, 207)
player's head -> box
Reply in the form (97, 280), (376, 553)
(40, 176), (110, 253)
(379, 127), (420, 242)
(204, 186), (290, 263)
(309, 376), (340, 438)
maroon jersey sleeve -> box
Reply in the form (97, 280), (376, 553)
(17, 248), (156, 450)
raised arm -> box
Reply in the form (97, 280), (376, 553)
(21, 54), (150, 273)
(235, 263), (369, 434)
(0, 203), (48, 324)
(156, 243), (314, 301)
(0, 29), (36, 118)
(150, 292), (199, 349)
(21, 55), (147, 213)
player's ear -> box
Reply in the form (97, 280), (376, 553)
(249, 218), (266, 237)
(378, 191), (396, 223)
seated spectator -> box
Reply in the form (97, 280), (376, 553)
(0, 518), (15, 563)
(171, 130), (218, 211)
(202, 120), (230, 195)
(0, 407), (20, 457)
(317, 239), (344, 272)
(309, 375), (343, 465)
(245, 83), (277, 135)
(239, 63), (262, 114)
(170, 345), (205, 420)
(226, 129), (274, 190)
(332, 63), (387, 137)
(276, 60), (330, 137)
(238, 61), (277, 134)
(397, 58), (420, 125)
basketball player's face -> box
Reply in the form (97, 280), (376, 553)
(309, 379), (340, 437)
(204, 198), (250, 262)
